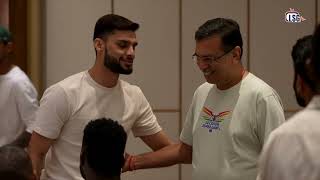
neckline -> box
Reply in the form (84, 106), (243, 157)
(85, 70), (120, 91)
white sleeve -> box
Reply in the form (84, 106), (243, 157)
(180, 103), (194, 146)
(180, 91), (198, 146)
(258, 132), (317, 180)
(15, 80), (39, 133)
(33, 85), (71, 139)
(131, 89), (161, 137)
(256, 94), (285, 145)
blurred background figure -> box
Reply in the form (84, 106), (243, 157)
(0, 145), (35, 180)
(0, 25), (38, 148)
(258, 32), (320, 180)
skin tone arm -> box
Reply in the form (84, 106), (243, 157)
(140, 130), (173, 151)
(9, 131), (31, 148)
(123, 140), (192, 171)
(28, 132), (54, 180)
(123, 131), (192, 172)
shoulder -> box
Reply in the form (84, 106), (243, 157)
(56, 71), (87, 89)
(119, 79), (143, 95)
(43, 72), (86, 100)
(243, 73), (281, 101)
(194, 82), (213, 97)
(268, 109), (315, 145)
(8, 67), (37, 93)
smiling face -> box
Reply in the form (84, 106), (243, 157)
(195, 35), (237, 86)
(101, 30), (138, 75)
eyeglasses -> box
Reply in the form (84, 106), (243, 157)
(192, 47), (234, 64)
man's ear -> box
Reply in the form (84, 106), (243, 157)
(94, 38), (104, 52)
(232, 46), (241, 63)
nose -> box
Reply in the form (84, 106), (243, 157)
(126, 46), (135, 57)
(197, 60), (209, 70)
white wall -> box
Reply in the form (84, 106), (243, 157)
(44, 1), (317, 180)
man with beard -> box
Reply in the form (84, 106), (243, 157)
(258, 33), (320, 180)
(28, 14), (172, 180)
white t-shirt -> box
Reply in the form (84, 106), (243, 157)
(180, 73), (285, 180)
(258, 96), (320, 180)
(33, 71), (162, 180)
(0, 66), (38, 146)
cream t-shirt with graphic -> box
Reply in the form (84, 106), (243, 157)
(180, 73), (285, 180)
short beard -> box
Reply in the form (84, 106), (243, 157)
(294, 90), (307, 107)
(104, 49), (132, 75)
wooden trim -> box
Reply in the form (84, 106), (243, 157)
(178, 0), (183, 179)
(111, 0), (114, 14)
(247, 0), (251, 71)
(0, 0), (9, 27)
(27, 0), (43, 93)
(9, 0), (27, 73)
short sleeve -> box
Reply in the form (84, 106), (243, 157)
(256, 94), (285, 145)
(180, 91), (198, 146)
(131, 88), (161, 137)
(33, 85), (71, 139)
(15, 80), (39, 133)
(180, 104), (194, 146)
(180, 84), (211, 146)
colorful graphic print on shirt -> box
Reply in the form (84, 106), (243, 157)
(200, 106), (230, 132)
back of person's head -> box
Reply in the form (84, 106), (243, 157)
(291, 35), (315, 90)
(0, 25), (12, 45)
(93, 14), (139, 40)
(81, 118), (127, 179)
(195, 18), (243, 58)
(0, 145), (34, 180)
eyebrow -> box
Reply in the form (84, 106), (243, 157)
(193, 53), (217, 58)
(117, 40), (138, 47)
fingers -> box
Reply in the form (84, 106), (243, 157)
(122, 153), (132, 172)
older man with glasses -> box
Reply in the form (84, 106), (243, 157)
(123, 18), (285, 180)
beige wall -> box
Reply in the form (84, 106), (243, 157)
(43, 1), (317, 180)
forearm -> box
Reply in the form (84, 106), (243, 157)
(28, 132), (53, 179)
(10, 131), (31, 148)
(29, 147), (46, 179)
(133, 142), (192, 170)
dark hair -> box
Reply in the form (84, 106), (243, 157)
(0, 146), (33, 180)
(291, 35), (315, 91)
(195, 18), (243, 58)
(82, 118), (127, 178)
(93, 14), (139, 40)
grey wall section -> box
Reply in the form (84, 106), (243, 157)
(43, 1), (317, 180)
(250, 1), (315, 111)
(44, 0), (111, 87)
(115, 0), (180, 110)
